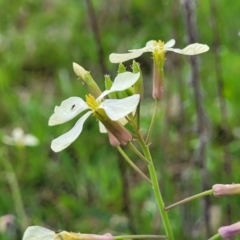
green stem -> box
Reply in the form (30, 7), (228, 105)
(146, 148), (174, 240)
(208, 233), (221, 240)
(2, 156), (28, 232)
(165, 189), (214, 211)
(130, 114), (174, 239)
(128, 142), (150, 164)
(114, 235), (167, 240)
(146, 99), (159, 144)
(117, 146), (152, 184)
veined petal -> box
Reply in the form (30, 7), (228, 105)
(166, 43), (209, 55)
(100, 94), (140, 121)
(164, 39), (175, 48)
(109, 51), (144, 63)
(48, 97), (89, 126)
(98, 72), (140, 100)
(51, 111), (92, 152)
(22, 226), (55, 240)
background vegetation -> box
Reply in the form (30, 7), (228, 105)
(0, 0), (239, 239)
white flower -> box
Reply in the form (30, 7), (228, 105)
(109, 39), (209, 63)
(2, 128), (39, 147)
(22, 226), (54, 240)
(49, 72), (140, 152)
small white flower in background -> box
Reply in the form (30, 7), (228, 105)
(2, 128), (39, 147)
(109, 39), (209, 63)
(49, 72), (140, 152)
(23, 226), (114, 240)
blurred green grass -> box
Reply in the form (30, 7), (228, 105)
(0, 0), (240, 239)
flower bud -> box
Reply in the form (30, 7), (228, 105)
(73, 62), (88, 80)
(212, 184), (240, 197)
(218, 222), (240, 238)
(107, 131), (121, 147)
(116, 63), (131, 98)
(132, 61), (143, 100)
(73, 62), (102, 98)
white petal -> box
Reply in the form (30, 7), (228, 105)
(2, 136), (14, 145)
(109, 51), (144, 63)
(145, 40), (155, 48)
(51, 111), (92, 152)
(22, 226), (55, 240)
(164, 39), (176, 48)
(166, 43), (209, 55)
(100, 94), (140, 121)
(23, 135), (39, 146)
(98, 72), (140, 100)
(48, 97), (89, 126)
(128, 46), (150, 53)
(12, 128), (24, 140)
(118, 117), (128, 126)
(99, 121), (107, 133)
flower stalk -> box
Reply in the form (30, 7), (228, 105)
(116, 146), (152, 184)
(143, 146), (174, 240)
(128, 115), (174, 239)
(165, 189), (214, 211)
(114, 235), (167, 239)
(207, 233), (221, 240)
(146, 99), (159, 144)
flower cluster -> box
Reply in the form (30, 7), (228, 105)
(41, 37), (211, 240)
(49, 39), (210, 151)
(49, 65), (140, 152)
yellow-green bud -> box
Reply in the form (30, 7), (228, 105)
(104, 75), (117, 99)
(72, 62), (102, 98)
(132, 60), (143, 100)
(73, 62), (87, 80)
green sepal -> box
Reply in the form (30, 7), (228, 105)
(132, 61), (143, 99)
(104, 75), (117, 99)
(118, 63), (127, 74)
